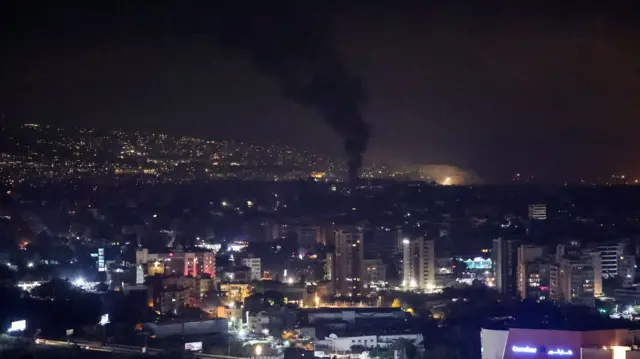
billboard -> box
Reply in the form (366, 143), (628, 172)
(185, 342), (203, 352)
(8, 320), (26, 332)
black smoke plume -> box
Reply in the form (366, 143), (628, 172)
(218, 1), (370, 180)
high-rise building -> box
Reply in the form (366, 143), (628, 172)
(550, 251), (602, 306)
(402, 237), (435, 292)
(618, 255), (636, 287)
(325, 253), (333, 281)
(595, 242), (626, 278)
(333, 226), (364, 297)
(516, 245), (544, 299)
(528, 204), (547, 220)
(492, 238), (520, 296)
(243, 257), (262, 281)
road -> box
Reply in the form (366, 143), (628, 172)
(34, 338), (163, 355)
(34, 337), (251, 359)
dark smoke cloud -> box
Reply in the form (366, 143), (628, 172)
(218, 1), (370, 180)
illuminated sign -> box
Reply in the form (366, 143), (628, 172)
(7, 320), (26, 332)
(512, 346), (537, 354)
(548, 349), (573, 356)
(185, 342), (203, 351)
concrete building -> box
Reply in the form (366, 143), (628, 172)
(528, 204), (547, 220)
(315, 333), (423, 353)
(136, 248), (215, 278)
(220, 283), (251, 303)
(324, 253), (333, 281)
(333, 226), (364, 297)
(402, 237), (435, 292)
(614, 285), (640, 305)
(243, 257), (262, 281)
(363, 259), (387, 284)
(220, 266), (251, 283)
(516, 245), (544, 299)
(519, 261), (552, 300)
(619, 255), (637, 287)
(550, 252), (602, 306)
(158, 286), (190, 315)
(248, 307), (297, 335)
(596, 242), (626, 278)
(555, 241), (582, 264)
(493, 238), (520, 296)
(299, 307), (405, 325)
(143, 319), (228, 338)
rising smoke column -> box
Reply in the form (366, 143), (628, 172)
(219, 1), (370, 180)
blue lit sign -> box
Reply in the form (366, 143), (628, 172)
(548, 349), (573, 356)
(512, 346), (537, 354)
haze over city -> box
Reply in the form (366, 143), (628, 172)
(2, 1), (640, 182)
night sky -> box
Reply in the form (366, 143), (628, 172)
(1, 1), (640, 183)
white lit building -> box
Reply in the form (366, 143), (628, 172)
(315, 333), (423, 353)
(596, 242), (626, 278)
(528, 204), (547, 220)
(402, 237), (435, 292)
(242, 257), (262, 281)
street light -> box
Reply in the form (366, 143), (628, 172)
(402, 238), (410, 245)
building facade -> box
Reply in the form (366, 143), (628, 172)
(528, 204), (547, 220)
(136, 248), (215, 278)
(402, 237), (435, 291)
(596, 242), (626, 279)
(363, 259), (387, 284)
(550, 252), (602, 306)
(516, 245), (544, 299)
(493, 238), (520, 296)
(243, 257), (262, 281)
(333, 226), (365, 297)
